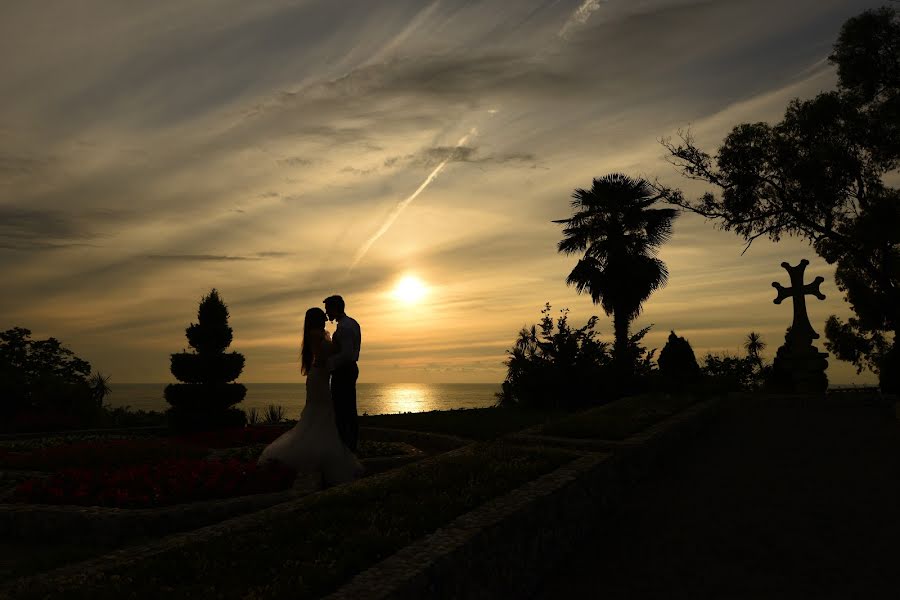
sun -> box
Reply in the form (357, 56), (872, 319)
(392, 275), (429, 304)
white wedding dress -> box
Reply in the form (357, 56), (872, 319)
(257, 361), (363, 486)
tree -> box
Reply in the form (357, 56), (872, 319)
(657, 6), (900, 392)
(165, 289), (247, 430)
(743, 332), (767, 370)
(0, 327), (107, 425)
(555, 174), (678, 385)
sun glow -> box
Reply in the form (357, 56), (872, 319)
(392, 275), (429, 304)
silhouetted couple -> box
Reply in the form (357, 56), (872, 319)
(258, 295), (363, 486)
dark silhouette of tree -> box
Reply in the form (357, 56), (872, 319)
(165, 289), (247, 430)
(497, 303), (612, 409)
(658, 330), (701, 390)
(701, 353), (758, 392)
(657, 6), (900, 393)
(555, 173), (678, 385)
(0, 327), (109, 427)
(744, 332), (766, 370)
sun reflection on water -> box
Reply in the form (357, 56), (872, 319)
(377, 383), (434, 414)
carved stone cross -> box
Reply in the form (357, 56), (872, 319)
(772, 259), (825, 349)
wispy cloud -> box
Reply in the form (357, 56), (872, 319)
(349, 126), (479, 271)
(145, 254), (261, 262)
(0, 0), (883, 383)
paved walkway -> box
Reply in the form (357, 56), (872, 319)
(532, 394), (900, 599)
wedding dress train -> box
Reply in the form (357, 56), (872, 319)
(257, 364), (363, 486)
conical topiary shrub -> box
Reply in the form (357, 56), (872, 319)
(165, 289), (246, 431)
(657, 330), (701, 391)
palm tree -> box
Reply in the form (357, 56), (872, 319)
(555, 174), (678, 378)
(744, 331), (766, 368)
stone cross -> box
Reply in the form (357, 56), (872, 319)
(772, 259), (825, 349)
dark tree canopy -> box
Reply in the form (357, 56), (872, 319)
(658, 6), (900, 390)
(0, 327), (102, 422)
(555, 173), (677, 383)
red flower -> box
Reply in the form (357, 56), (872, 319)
(11, 457), (296, 508)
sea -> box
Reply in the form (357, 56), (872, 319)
(107, 383), (502, 417)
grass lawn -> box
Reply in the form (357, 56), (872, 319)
(359, 406), (565, 440)
(541, 393), (701, 441)
(16, 443), (576, 600)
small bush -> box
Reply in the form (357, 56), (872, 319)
(657, 331), (701, 391)
(263, 404), (286, 424)
(701, 353), (758, 392)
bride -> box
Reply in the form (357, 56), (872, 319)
(258, 307), (363, 486)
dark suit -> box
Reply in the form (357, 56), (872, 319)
(332, 363), (359, 452)
(330, 315), (361, 452)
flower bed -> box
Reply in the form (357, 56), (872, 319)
(10, 458), (295, 508)
(0, 438), (208, 471)
(15, 443), (576, 599)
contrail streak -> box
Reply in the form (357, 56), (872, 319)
(349, 127), (478, 270)
(559, 0), (606, 40)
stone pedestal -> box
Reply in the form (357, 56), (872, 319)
(770, 342), (828, 395)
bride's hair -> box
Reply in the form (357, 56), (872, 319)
(300, 307), (328, 375)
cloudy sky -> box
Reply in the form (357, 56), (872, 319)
(0, 0), (885, 384)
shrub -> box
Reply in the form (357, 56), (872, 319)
(657, 330), (701, 391)
(497, 304), (613, 409)
(497, 304), (656, 408)
(165, 289), (247, 431)
(701, 353), (758, 392)
(263, 404), (286, 424)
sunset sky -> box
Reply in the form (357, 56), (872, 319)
(0, 0), (885, 384)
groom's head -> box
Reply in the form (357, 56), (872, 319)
(323, 295), (345, 322)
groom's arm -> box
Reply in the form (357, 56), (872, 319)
(328, 326), (356, 371)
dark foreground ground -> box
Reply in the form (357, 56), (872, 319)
(532, 394), (900, 600)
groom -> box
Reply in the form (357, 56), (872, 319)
(324, 295), (361, 452)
